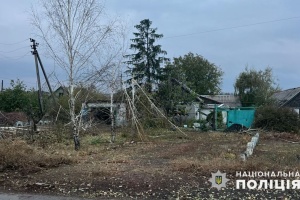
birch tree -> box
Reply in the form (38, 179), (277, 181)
(31, 0), (124, 150)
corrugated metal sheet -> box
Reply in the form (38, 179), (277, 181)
(201, 95), (241, 108)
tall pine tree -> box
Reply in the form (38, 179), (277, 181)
(125, 19), (169, 92)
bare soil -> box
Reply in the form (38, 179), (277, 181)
(1, 129), (300, 199)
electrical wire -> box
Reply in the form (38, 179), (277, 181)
(164, 16), (300, 39)
(0, 46), (29, 53)
(0, 51), (31, 60)
(0, 38), (29, 45)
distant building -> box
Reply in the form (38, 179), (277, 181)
(53, 86), (68, 98)
(83, 100), (127, 126)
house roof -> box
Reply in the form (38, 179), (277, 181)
(198, 95), (221, 104)
(271, 87), (300, 107)
(200, 95), (241, 107)
(53, 86), (69, 95)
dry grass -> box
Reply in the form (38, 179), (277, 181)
(1, 127), (300, 199)
(1, 129), (299, 175)
(169, 131), (300, 177)
(0, 139), (73, 174)
(250, 131), (300, 171)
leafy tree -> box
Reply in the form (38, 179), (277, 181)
(168, 52), (223, 95)
(157, 52), (223, 114)
(0, 80), (45, 130)
(156, 65), (196, 115)
(125, 19), (169, 92)
(0, 80), (28, 112)
(234, 67), (279, 107)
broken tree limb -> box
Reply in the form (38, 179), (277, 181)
(134, 81), (188, 137)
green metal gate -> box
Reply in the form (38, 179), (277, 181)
(214, 106), (256, 130)
(226, 108), (255, 128)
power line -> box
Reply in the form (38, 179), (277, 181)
(0, 45), (29, 53)
(164, 16), (300, 39)
(0, 51), (31, 60)
(0, 38), (29, 45)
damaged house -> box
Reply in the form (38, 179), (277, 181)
(82, 100), (127, 127)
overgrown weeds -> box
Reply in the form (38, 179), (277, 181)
(0, 139), (73, 174)
(0, 128), (299, 199)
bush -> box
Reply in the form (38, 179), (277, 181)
(254, 106), (300, 133)
(89, 136), (102, 145)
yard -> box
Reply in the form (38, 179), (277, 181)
(0, 127), (300, 199)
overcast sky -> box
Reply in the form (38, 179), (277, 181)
(0, 0), (300, 93)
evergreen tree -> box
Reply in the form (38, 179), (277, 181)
(125, 19), (169, 92)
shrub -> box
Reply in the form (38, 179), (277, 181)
(254, 106), (300, 133)
(89, 137), (102, 145)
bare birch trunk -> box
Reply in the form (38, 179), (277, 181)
(69, 85), (80, 150)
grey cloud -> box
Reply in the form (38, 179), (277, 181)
(1, 0), (300, 92)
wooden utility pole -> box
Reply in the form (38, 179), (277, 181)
(36, 51), (56, 103)
(30, 38), (57, 114)
(31, 38), (44, 114)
